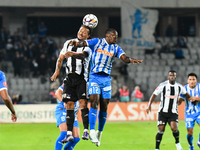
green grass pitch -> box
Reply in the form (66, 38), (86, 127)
(0, 121), (199, 150)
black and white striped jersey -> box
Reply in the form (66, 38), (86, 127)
(153, 80), (187, 114)
(60, 38), (91, 81)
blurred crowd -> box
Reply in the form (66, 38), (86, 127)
(0, 22), (62, 78)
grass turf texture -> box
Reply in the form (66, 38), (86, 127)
(0, 121), (199, 150)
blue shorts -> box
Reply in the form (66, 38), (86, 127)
(88, 73), (111, 99)
(185, 112), (200, 129)
(55, 103), (79, 128)
(0, 71), (7, 91)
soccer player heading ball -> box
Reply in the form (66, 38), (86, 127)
(65, 28), (143, 147)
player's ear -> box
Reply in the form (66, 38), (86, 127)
(105, 33), (109, 38)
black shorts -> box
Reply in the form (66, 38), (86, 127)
(62, 73), (87, 103)
(157, 112), (179, 126)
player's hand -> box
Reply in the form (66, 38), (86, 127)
(65, 51), (73, 59)
(11, 113), (17, 122)
(188, 96), (196, 102)
(50, 71), (59, 81)
(146, 105), (151, 114)
(69, 40), (77, 46)
(130, 59), (143, 64)
(189, 96), (198, 105)
(64, 103), (67, 109)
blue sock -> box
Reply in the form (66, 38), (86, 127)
(98, 110), (107, 131)
(187, 134), (193, 146)
(55, 131), (67, 150)
(64, 137), (80, 150)
(89, 107), (97, 130)
(199, 133), (200, 142)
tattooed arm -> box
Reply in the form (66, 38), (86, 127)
(50, 54), (65, 81)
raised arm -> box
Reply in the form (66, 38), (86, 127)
(50, 54), (65, 81)
(146, 94), (157, 114)
(120, 54), (143, 64)
(0, 89), (17, 122)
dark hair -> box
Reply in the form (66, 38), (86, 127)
(105, 28), (117, 35)
(81, 25), (93, 36)
(188, 72), (197, 79)
(168, 70), (176, 74)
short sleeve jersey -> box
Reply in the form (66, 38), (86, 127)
(86, 38), (125, 75)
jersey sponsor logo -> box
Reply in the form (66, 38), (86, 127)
(3, 81), (7, 87)
(165, 95), (178, 98)
(97, 48), (114, 57)
(156, 87), (159, 90)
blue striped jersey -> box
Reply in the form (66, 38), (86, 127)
(86, 38), (125, 75)
(180, 83), (200, 115)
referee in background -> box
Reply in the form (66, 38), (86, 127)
(146, 70), (193, 150)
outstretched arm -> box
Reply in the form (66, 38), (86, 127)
(146, 94), (157, 114)
(50, 54), (65, 81)
(0, 89), (17, 122)
(120, 54), (143, 64)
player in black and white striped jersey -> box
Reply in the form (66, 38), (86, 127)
(146, 70), (192, 150)
(51, 25), (92, 143)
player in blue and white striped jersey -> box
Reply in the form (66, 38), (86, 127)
(65, 28), (143, 147)
(179, 73), (200, 150)
(55, 84), (80, 150)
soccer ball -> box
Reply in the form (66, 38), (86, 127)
(83, 14), (98, 29)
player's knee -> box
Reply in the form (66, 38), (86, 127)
(89, 95), (99, 109)
(79, 99), (87, 108)
(100, 99), (109, 111)
(66, 101), (75, 109)
(171, 127), (178, 132)
(158, 130), (164, 134)
(188, 130), (193, 136)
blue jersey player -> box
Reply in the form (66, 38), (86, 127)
(0, 70), (17, 122)
(55, 84), (80, 150)
(178, 73), (200, 150)
(65, 28), (143, 147)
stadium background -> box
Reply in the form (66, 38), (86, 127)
(0, 0), (199, 119)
